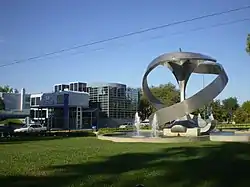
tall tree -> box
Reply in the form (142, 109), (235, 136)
(138, 83), (180, 120)
(234, 107), (248, 124)
(209, 99), (226, 122)
(0, 85), (14, 93)
(238, 100), (250, 123)
(138, 95), (154, 121)
(246, 34), (250, 55)
(222, 97), (239, 122)
(192, 99), (226, 122)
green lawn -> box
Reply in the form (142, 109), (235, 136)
(0, 138), (250, 187)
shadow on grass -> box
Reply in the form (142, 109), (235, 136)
(1, 142), (250, 187)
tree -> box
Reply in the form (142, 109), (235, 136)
(246, 34), (250, 55)
(192, 99), (226, 122)
(209, 99), (227, 122)
(138, 83), (180, 120)
(151, 83), (180, 106)
(138, 95), (154, 121)
(0, 97), (4, 110)
(234, 108), (247, 124)
(222, 97), (239, 122)
(237, 100), (250, 123)
(13, 88), (19, 93)
(0, 85), (14, 93)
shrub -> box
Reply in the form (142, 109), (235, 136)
(0, 130), (96, 140)
(0, 119), (23, 125)
(98, 127), (134, 135)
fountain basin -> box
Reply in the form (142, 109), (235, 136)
(131, 136), (146, 138)
(98, 130), (250, 143)
(98, 134), (210, 143)
(210, 131), (250, 142)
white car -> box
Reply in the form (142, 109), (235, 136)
(14, 124), (47, 133)
(119, 122), (133, 129)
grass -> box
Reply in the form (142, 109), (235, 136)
(0, 138), (250, 187)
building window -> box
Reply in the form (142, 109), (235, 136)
(35, 97), (41, 105)
(74, 83), (78, 91)
(31, 98), (35, 106)
(54, 85), (59, 92)
(42, 110), (46, 118)
(70, 84), (73, 91)
(30, 110), (35, 118)
(57, 95), (64, 104)
(25, 96), (30, 103)
(62, 85), (69, 91)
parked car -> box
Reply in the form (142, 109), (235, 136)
(119, 122), (133, 129)
(14, 124), (47, 133)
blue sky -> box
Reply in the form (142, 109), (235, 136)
(0, 0), (249, 103)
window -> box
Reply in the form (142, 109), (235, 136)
(62, 85), (69, 91)
(35, 97), (40, 105)
(30, 110), (35, 118)
(42, 110), (46, 118)
(31, 98), (35, 106)
(25, 96), (30, 103)
(74, 83), (78, 91)
(57, 95), (64, 104)
(54, 85), (58, 92)
(70, 84), (73, 91)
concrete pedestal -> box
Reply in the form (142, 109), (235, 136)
(163, 127), (200, 137)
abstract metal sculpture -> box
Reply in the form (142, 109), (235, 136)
(142, 52), (228, 134)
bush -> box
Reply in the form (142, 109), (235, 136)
(0, 119), (23, 125)
(0, 130), (96, 139)
(98, 126), (152, 135)
(51, 131), (96, 137)
(98, 127), (134, 135)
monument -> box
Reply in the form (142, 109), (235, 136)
(142, 52), (228, 136)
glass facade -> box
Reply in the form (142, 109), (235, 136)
(126, 87), (140, 117)
(87, 84), (140, 119)
(52, 82), (140, 120)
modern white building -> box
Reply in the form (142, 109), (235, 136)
(0, 88), (30, 112)
(30, 90), (97, 129)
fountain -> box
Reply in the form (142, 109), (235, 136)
(134, 112), (141, 136)
(151, 113), (159, 137)
(97, 51), (237, 143)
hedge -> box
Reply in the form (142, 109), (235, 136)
(0, 130), (96, 139)
(98, 127), (133, 135)
(0, 119), (23, 125)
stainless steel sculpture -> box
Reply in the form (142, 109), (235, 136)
(142, 52), (228, 134)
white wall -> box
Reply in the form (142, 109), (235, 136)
(68, 91), (89, 108)
(39, 91), (89, 108)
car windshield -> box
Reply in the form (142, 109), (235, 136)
(22, 125), (28, 128)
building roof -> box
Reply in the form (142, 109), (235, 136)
(88, 82), (126, 88)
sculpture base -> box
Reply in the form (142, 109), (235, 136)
(164, 113), (215, 136)
(163, 127), (200, 137)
